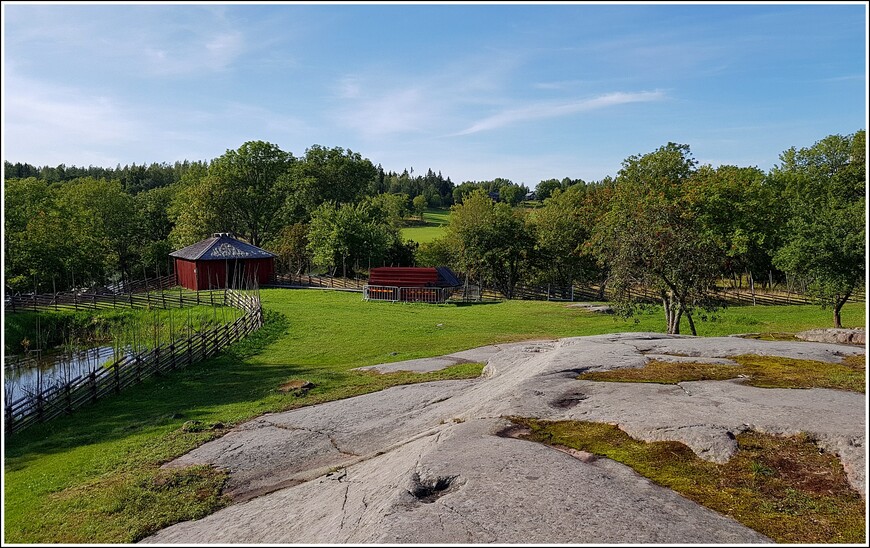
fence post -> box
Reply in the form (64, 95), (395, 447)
(90, 371), (97, 403)
(114, 363), (120, 393)
(5, 404), (15, 434)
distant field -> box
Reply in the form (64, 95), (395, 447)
(401, 207), (450, 243)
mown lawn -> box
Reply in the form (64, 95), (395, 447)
(400, 207), (450, 243)
(2, 289), (865, 543)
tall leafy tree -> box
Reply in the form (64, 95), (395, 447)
(169, 141), (293, 247)
(271, 223), (311, 276)
(593, 143), (720, 334)
(4, 178), (79, 291)
(531, 185), (599, 290)
(134, 186), (175, 276)
(209, 140), (295, 247)
(685, 164), (779, 288)
(286, 145), (377, 221)
(447, 189), (535, 298)
(770, 130), (865, 327)
(307, 201), (398, 278)
(56, 177), (139, 284)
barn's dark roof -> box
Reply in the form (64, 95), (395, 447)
(435, 267), (461, 287)
(170, 233), (275, 261)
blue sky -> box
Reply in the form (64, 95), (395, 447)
(2, 2), (867, 187)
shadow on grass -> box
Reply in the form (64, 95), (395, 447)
(447, 300), (503, 307)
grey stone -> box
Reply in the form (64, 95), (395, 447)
(143, 333), (865, 543)
(796, 327), (865, 346)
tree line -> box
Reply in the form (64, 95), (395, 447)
(4, 130), (865, 330)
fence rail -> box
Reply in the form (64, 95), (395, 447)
(3, 286), (235, 314)
(4, 288), (263, 434)
(267, 272), (864, 306)
(267, 273), (366, 292)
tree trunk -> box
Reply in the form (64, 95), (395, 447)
(834, 290), (851, 328)
(672, 307), (682, 335)
(685, 309), (697, 336)
(662, 291), (677, 334)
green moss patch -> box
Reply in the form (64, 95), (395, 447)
(512, 418), (865, 544)
(579, 354), (865, 393)
(20, 464), (230, 543)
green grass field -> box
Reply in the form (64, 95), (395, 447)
(400, 207), (451, 243)
(3, 289), (865, 543)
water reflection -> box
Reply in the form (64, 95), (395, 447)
(4, 346), (134, 402)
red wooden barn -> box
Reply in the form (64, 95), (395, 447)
(170, 233), (275, 290)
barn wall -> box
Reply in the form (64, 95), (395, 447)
(194, 258), (275, 289)
(196, 261), (226, 290)
(174, 259), (199, 291)
(249, 258), (275, 285)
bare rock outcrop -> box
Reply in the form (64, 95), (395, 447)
(143, 333), (865, 544)
(796, 327), (865, 346)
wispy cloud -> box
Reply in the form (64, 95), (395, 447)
(4, 71), (140, 165)
(337, 87), (440, 138)
(5, 6), (249, 78)
(453, 90), (666, 136)
(533, 80), (587, 90)
(140, 30), (246, 76)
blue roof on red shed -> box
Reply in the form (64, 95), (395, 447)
(170, 233), (275, 261)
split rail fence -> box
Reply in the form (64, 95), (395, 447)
(268, 272), (863, 306)
(4, 288), (263, 434)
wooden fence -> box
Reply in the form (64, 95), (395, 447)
(267, 270), (866, 308)
(478, 282), (864, 306)
(267, 273), (366, 292)
(4, 288), (263, 434)
(4, 286), (233, 314)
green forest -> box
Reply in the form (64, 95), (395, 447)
(4, 130), (865, 330)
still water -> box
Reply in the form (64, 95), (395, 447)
(4, 346), (134, 401)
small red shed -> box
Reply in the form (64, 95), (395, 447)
(365, 266), (461, 303)
(170, 233), (275, 290)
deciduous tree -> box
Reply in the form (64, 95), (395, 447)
(771, 130), (865, 327)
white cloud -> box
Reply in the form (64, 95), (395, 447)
(336, 87), (441, 138)
(533, 80), (586, 90)
(141, 30), (246, 76)
(336, 77), (361, 99)
(453, 90), (666, 136)
(3, 73), (140, 165)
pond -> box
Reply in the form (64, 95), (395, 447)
(4, 345), (134, 403)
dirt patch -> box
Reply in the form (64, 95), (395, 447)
(279, 380), (314, 395)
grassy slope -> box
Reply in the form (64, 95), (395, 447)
(400, 207), (450, 243)
(3, 289), (865, 542)
(4, 305), (242, 355)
